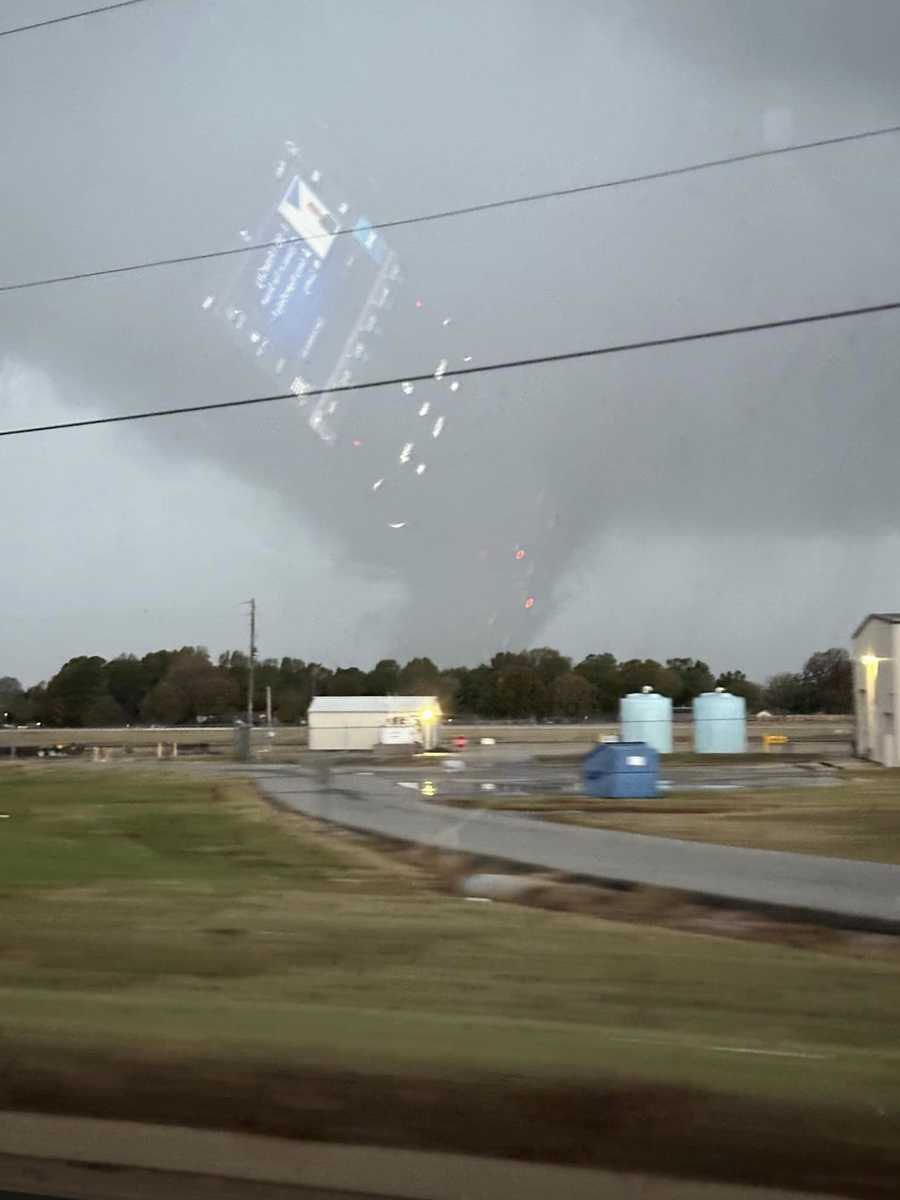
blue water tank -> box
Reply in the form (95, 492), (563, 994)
(583, 741), (659, 799)
(693, 690), (747, 753)
(619, 691), (673, 754)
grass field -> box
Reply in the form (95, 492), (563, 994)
(500, 771), (900, 864)
(1, 764), (899, 1194)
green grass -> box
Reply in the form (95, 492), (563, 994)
(1, 764), (900, 1190)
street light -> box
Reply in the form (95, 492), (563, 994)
(418, 707), (438, 751)
(860, 652), (890, 688)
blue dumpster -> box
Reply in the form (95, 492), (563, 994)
(583, 741), (659, 799)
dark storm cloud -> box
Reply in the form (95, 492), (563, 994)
(3, 0), (900, 677)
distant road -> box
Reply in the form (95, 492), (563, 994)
(254, 766), (900, 929)
(0, 717), (854, 753)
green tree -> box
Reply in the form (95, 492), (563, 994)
(141, 680), (188, 724)
(219, 650), (255, 712)
(140, 649), (176, 692)
(82, 692), (126, 727)
(104, 655), (147, 721)
(616, 659), (680, 699)
(328, 667), (369, 695)
(307, 664), (333, 696)
(524, 647), (572, 688)
(278, 656), (307, 688)
(142, 649), (238, 723)
(490, 651), (528, 672)
(276, 658), (313, 716)
(801, 648), (852, 713)
(666, 658), (716, 705)
(46, 656), (107, 725)
(0, 676), (24, 721)
(552, 671), (594, 719)
(274, 686), (306, 723)
(574, 653), (618, 713)
(715, 670), (763, 712)
(398, 657), (441, 694)
(219, 650), (248, 678)
(26, 684), (52, 725)
(456, 665), (495, 716)
(367, 658), (401, 694)
(494, 666), (546, 719)
(437, 670), (462, 715)
(764, 672), (808, 714)
(254, 657), (281, 713)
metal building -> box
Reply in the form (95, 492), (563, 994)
(852, 613), (900, 767)
(307, 696), (440, 751)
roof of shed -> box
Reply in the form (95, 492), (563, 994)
(308, 696), (437, 714)
(852, 613), (900, 639)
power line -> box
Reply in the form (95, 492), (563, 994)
(0, 0), (150, 38)
(2, 297), (898, 441)
(3, 121), (900, 295)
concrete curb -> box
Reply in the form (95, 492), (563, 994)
(0, 1113), (843, 1200)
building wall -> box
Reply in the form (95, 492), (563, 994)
(308, 711), (385, 752)
(852, 620), (900, 766)
(308, 708), (434, 751)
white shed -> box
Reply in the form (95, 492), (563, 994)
(307, 696), (440, 752)
(852, 613), (900, 767)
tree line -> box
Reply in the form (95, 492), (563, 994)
(0, 645), (852, 728)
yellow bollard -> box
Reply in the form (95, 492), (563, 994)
(762, 734), (789, 752)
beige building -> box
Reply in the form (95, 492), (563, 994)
(307, 696), (440, 751)
(852, 613), (900, 767)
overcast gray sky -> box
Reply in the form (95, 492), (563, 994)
(3, 0), (900, 686)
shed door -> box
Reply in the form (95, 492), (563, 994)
(880, 712), (896, 767)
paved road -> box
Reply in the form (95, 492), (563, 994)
(254, 766), (900, 929)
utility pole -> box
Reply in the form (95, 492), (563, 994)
(244, 598), (256, 727)
(265, 685), (272, 726)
